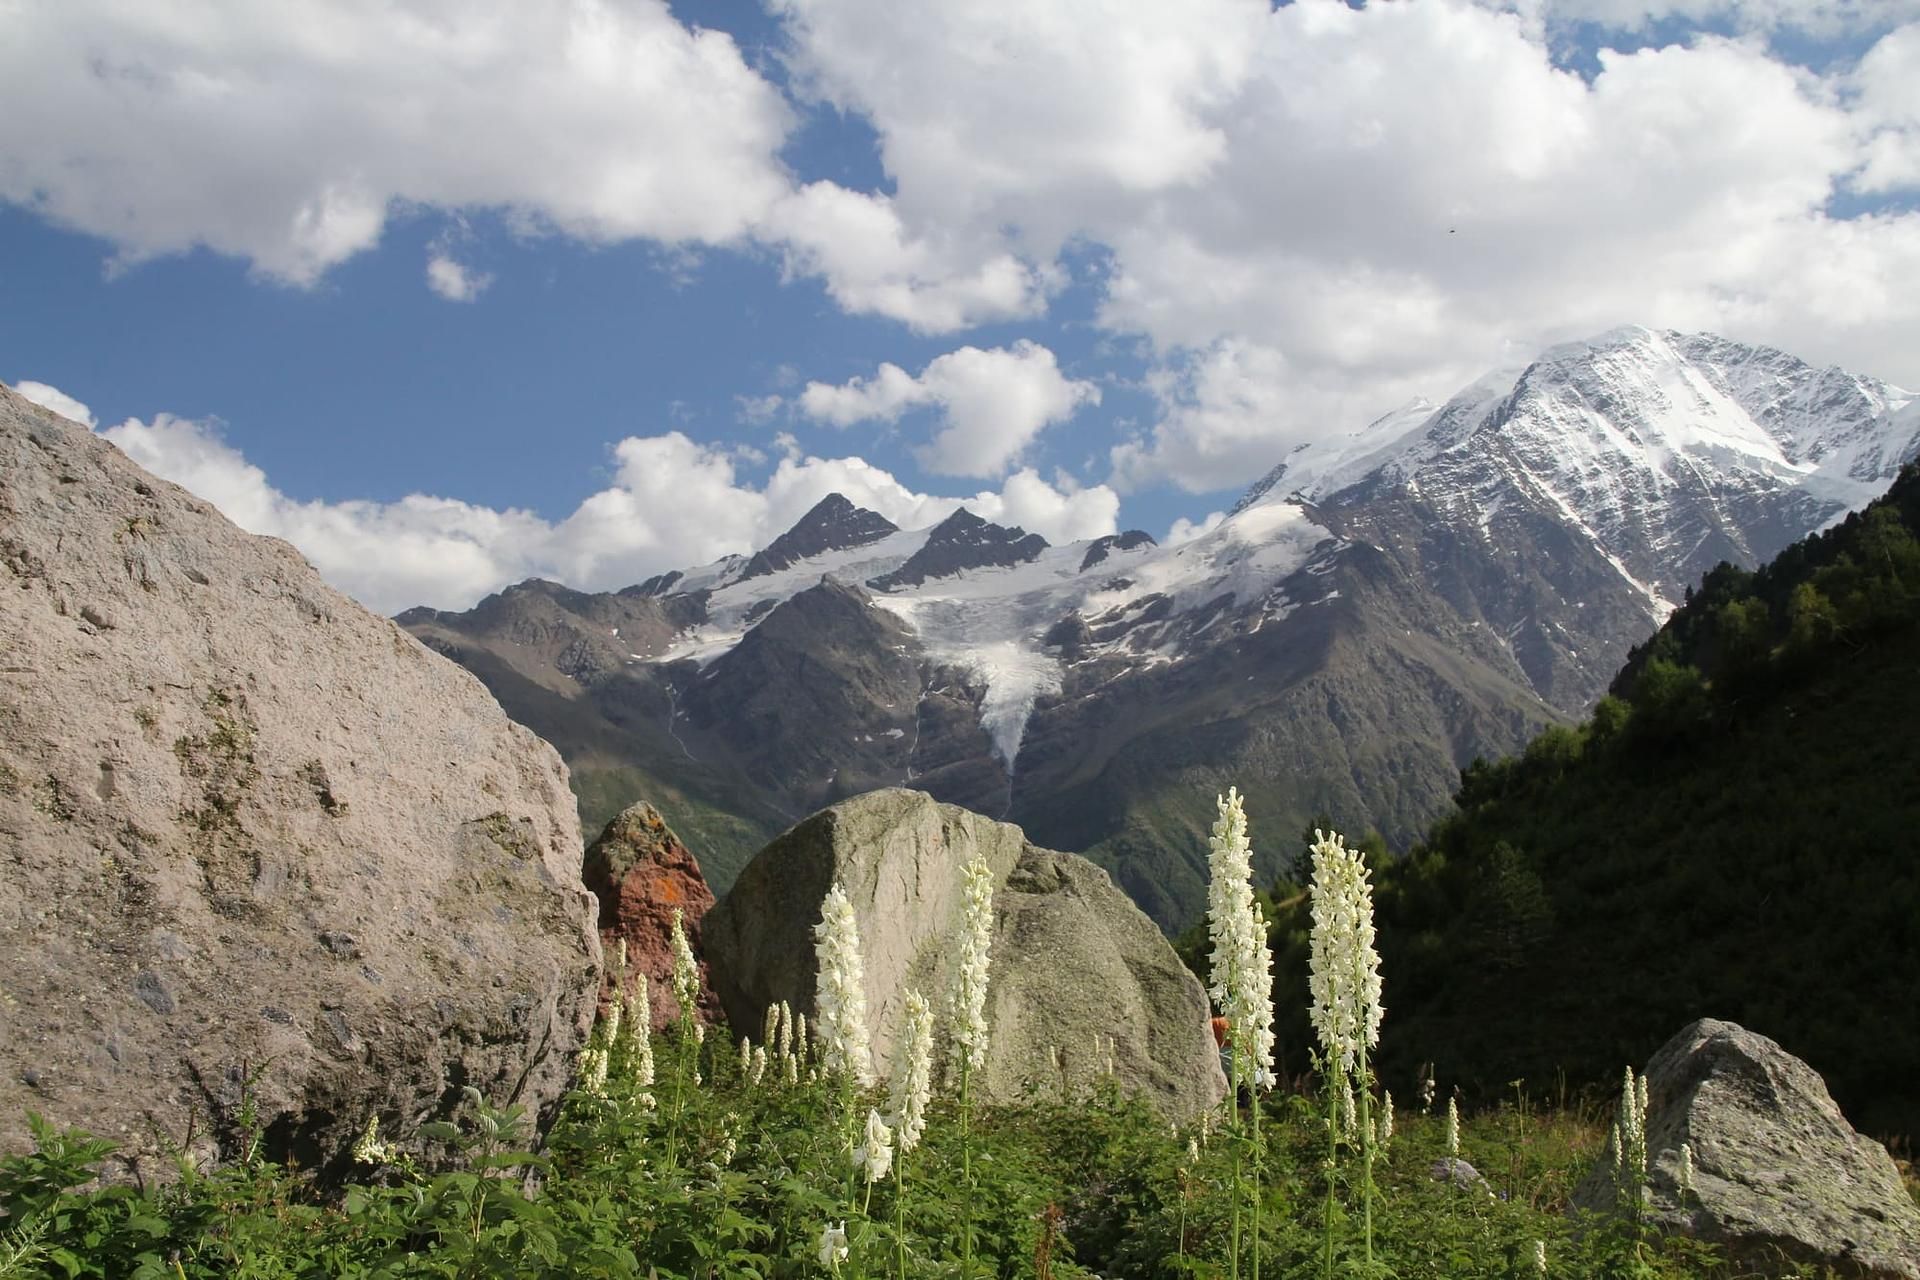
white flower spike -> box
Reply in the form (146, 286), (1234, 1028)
(889, 989), (935, 1153)
(950, 853), (996, 1077)
(628, 979), (654, 1087)
(1206, 788), (1277, 1091)
(1306, 827), (1382, 1081)
(813, 883), (875, 1086)
(670, 906), (700, 1025)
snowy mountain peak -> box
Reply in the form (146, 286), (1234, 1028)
(403, 328), (1920, 912)
(741, 493), (898, 581)
(867, 507), (1050, 591)
(1229, 328), (1918, 615)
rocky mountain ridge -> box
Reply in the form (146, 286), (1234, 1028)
(403, 327), (1920, 925)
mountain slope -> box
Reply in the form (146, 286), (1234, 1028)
(1289, 464), (1920, 1138)
(401, 328), (1918, 923)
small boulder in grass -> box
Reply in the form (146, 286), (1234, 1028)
(1571, 1018), (1920, 1280)
(1431, 1157), (1492, 1195)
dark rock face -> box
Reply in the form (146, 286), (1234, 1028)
(0, 385), (601, 1180)
(1571, 1019), (1920, 1279)
(741, 494), (898, 581)
(1078, 529), (1156, 572)
(407, 577), (704, 683)
(1009, 540), (1557, 926)
(583, 803), (720, 1029)
(868, 509), (1048, 590)
(678, 578), (926, 806)
(703, 788), (1225, 1120)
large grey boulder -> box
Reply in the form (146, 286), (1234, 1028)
(0, 386), (601, 1179)
(703, 788), (1225, 1119)
(1572, 1018), (1920, 1279)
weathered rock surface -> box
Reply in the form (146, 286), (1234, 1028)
(583, 802), (719, 1029)
(703, 788), (1225, 1119)
(0, 386), (601, 1179)
(1571, 1019), (1920, 1279)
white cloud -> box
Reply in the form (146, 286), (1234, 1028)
(79, 400), (1118, 615)
(0, 0), (1031, 330)
(971, 467), (1120, 542)
(1166, 510), (1226, 545)
(778, 0), (1920, 489)
(772, 0), (1267, 257)
(765, 182), (1047, 332)
(1111, 339), (1448, 494)
(1853, 23), (1920, 192)
(798, 340), (1099, 478)
(799, 361), (925, 426)
(10, 380), (96, 427)
(425, 252), (492, 302)
(0, 1), (795, 284)
(735, 393), (785, 425)
(15, 0), (1920, 502)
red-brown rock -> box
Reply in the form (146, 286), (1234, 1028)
(582, 802), (722, 1030)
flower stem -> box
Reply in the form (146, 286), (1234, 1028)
(895, 1151), (909, 1280)
(665, 1019), (692, 1168)
(1323, 1068), (1338, 1280)
(959, 1059), (974, 1278)
(1251, 1070), (1264, 1280)
(1357, 1052), (1374, 1268)
(1229, 1051), (1243, 1280)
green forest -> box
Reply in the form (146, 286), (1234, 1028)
(1236, 463), (1920, 1140)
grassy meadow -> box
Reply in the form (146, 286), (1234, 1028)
(5, 1010), (1910, 1278)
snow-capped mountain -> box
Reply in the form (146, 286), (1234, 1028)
(402, 327), (1918, 926)
(1258, 327), (1918, 605)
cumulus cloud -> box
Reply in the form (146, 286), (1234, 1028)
(11, 380), (96, 427)
(1166, 510), (1226, 545)
(777, 0), (1920, 489)
(765, 182), (1048, 332)
(14, 0), (1920, 501)
(0, 1), (795, 283)
(58, 386), (1118, 615)
(798, 340), (1099, 478)
(773, 0), (1267, 257)
(0, 0), (1031, 331)
(1853, 22), (1920, 192)
(425, 252), (492, 302)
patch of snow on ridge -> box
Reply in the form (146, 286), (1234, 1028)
(656, 527), (927, 666)
(1083, 498), (1334, 623)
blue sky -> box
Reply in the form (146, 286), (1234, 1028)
(4, 0), (1920, 613)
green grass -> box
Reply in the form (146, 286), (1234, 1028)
(0, 1034), (1842, 1280)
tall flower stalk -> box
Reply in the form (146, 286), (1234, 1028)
(815, 883), (876, 1088)
(814, 879), (876, 1261)
(1205, 787), (1276, 1280)
(888, 989), (934, 1280)
(949, 852), (995, 1278)
(1613, 1064), (1652, 1261)
(664, 908), (702, 1166)
(1307, 827), (1384, 1274)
